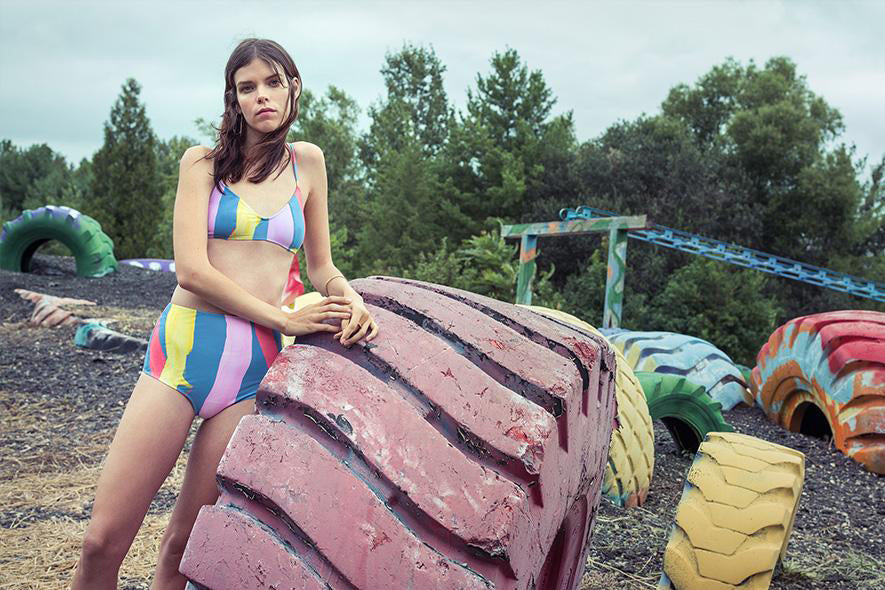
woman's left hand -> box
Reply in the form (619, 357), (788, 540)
(335, 299), (379, 347)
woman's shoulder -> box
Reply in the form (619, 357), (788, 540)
(292, 140), (324, 164)
(181, 144), (213, 165)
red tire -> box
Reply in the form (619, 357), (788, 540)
(181, 277), (619, 589)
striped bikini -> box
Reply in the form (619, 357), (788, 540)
(142, 144), (305, 419)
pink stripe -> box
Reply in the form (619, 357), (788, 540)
(266, 201), (295, 246)
(255, 325), (280, 368)
(200, 316), (253, 418)
(294, 185), (306, 210)
(207, 185), (222, 236)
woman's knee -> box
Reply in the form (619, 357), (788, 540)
(80, 525), (128, 565)
(159, 521), (194, 558)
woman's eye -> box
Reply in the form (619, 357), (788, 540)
(270, 79), (280, 86)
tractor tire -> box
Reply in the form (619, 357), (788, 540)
(602, 330), (751, 410)
(752, 310), (885, 474)
(0, 205), (117, 277)
(522, 305), (655, 508)
(181, 277), (619, 590)
(636, 372), (733, 454)
(658, 432), (805, 589)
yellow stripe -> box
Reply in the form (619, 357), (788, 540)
(233, 201), (262, 239)
(159, 305), (196, 390)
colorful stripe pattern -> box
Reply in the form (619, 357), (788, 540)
(208, 145), (306, 254)
(143, 303), (283, 419)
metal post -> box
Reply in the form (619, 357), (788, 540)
(516, 234), (538, 305)
(603, 227), (628, 329)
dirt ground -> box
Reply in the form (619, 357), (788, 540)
(0, 254), (882, 589)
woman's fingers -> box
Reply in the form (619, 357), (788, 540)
(342, 320), (372, 347)
(366, 320), (379, 341)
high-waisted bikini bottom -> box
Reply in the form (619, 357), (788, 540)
(142, 303), (283, 419)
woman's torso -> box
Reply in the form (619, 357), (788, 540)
(170, 143), (305, 314)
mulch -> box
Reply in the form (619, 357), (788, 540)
(0, 254), (882, 589)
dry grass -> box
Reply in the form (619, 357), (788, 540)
(65, 304), (158, 336)
(0, 513), (170, 589)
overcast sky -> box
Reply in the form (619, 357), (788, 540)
(2, 0), (883, 173)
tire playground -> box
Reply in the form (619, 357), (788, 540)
(2, 205), (883, 589)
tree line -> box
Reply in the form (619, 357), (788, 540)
(1, 46), (882, 365)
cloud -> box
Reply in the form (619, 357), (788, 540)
(1, 0), (882, 164)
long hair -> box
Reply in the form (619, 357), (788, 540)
(206, 39), (302, 188)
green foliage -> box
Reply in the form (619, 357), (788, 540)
(85, 78), (162, 259)
(406, 227), (563, 307)
(0, 140), (82, 215)
(644, 258), (779, 366)
(148, 135), (196, 259)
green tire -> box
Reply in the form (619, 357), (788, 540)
(0, 205), (117, 277)
(636, 372), (734, 453)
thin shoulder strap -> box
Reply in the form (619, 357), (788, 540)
(291, 143), (307, 211)
(290, 143), (299, 181)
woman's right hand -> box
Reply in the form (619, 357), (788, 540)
(280, 296), (353, 338)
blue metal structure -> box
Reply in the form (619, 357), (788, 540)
(561, 206), (885, 303)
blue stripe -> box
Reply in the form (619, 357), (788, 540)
(253, 219), (268, 241)
(238, 324), (270, 402)
(214, 189), (239, 238)
(183, 311), (227, 413)
(289, 198), (305, 251)
(157, 304), (170, 359)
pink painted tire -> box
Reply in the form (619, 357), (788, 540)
(181, 277), (618, 590)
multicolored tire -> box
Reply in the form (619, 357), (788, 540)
(0, 205), (117, 277)
(658, 432), (805, 589)
(601, 330), (751, 410)
(523, 306), (655, 507)
(181, 277), (619, 590)
(119, 258), (175, 272)
(636, 372), (733, 453)
(752, 310), (885, 474)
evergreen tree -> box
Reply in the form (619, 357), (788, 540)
(86, 78), (161, 259)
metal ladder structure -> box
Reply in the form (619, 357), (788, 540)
(564, 206), (884, 302)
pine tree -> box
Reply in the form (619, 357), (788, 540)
(87, 78), (161, 259)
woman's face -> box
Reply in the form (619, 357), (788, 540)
(233, 58), (298, 134)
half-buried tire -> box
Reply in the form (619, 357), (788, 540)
(522, 305), (655, 508)
(658, 432), (805, 590)
(0, 205), (117, 277)
(636, 372), (733, 454)
(752, 310), (885, 474)
(181, 277), (619, 590)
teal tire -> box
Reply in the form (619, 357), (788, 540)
(0, 205), (117, 277)
(636, 372), (734, 453)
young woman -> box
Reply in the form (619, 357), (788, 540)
(72, 38), (378, 589)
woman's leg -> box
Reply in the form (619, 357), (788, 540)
(72, 373), (196, 590)
(152, 397), (256, 589)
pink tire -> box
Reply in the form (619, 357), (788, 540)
(181, 277), (619, 589)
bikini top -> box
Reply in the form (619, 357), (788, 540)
(207, 144), (305, 254)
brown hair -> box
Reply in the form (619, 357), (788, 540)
(206, 39), (302, 188)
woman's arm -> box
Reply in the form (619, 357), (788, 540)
(172, 146), (288, 332)
(300, 143), (377, 345)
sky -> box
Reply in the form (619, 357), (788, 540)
(1, 0), (883, 172)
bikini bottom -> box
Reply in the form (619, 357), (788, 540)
(142, 302), (283, 419)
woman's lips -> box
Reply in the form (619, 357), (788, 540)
(257, 110), (275, 117)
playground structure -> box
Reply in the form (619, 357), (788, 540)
(4, 204), (882, 588)
(502, 206), (885, 329)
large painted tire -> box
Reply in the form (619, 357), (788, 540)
(279, 291), (325, 348)
(601, 330), (751, 410)
(752, 310), (885, 474)
(181, 277), (619, 590)
(523, 306), (655, 508)
(658, 432), (805, 589)
(0, 205), (117, 277)
(636, 372), (733, 453)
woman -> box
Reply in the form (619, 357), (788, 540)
(72, 38), (378, 589)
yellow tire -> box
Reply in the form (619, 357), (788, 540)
(280, 291), (325, 348)
(659, 432), (805, 589)
(523, 306), (655, 507)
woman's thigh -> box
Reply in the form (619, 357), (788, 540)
(87, 373), (195, 542)
(167, 398), (256, 530)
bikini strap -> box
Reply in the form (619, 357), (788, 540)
(290, 143), (298, 181)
